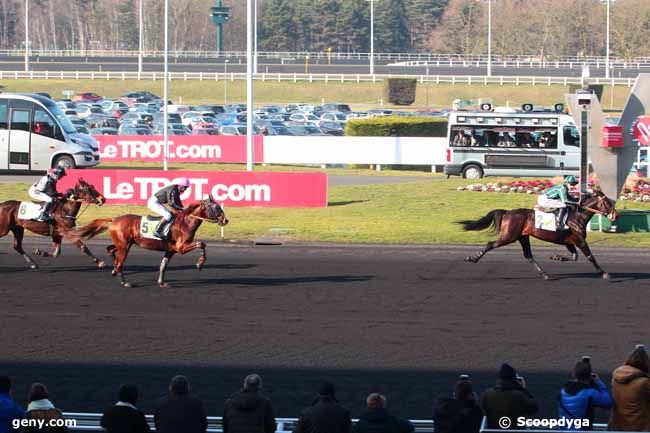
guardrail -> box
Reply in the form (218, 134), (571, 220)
(2, 49), (650, 65)
(0, 70), (637, 87)
(390, 59), (650, 70)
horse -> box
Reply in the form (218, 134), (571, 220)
(0, 178), (106, 269)
(67, 195), (228, 288)
(458, 190), (618, 280)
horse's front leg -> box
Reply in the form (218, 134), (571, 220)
(178, 241), (207, 269)
(158, 251), (175, 288)
(575, 239), (609, 279)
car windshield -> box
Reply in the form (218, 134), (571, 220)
(43, 100), (77, 134)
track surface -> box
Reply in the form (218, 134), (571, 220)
(0, 239), (649, 420)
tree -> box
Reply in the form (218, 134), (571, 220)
(405, 0), (447, 51)
(374, 0), (410, 52)
(429, 0), (483, 54)
(259, 0), (296, 51)
(338, 0), (369, 53)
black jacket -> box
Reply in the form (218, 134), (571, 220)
(433, 398), (483, 433)
(154, 185), (184, 210)
(154, 394), (207, 433)
(222, 389), (276, 433)
(294, 396), (352, 433)
(100, 404), (151, 433)
(353, 408), (414, 433)
(480, 380), (538, 429)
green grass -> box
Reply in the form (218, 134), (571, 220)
(2, 177), (650, 247)
(0, 79), (630, 110)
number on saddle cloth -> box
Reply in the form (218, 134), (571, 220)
(18, 202), (45, 221)
(140, 215), (167, 240)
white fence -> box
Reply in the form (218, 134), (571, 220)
(0, 70), (637, 86)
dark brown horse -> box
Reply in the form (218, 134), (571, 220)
(0, 178), (106, 269)
(459, 191), (618, 279)
(67, 195), (228, 288)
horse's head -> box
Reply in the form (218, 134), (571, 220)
(68, 178), (105, 206)
(202, 195), (229, 226)
(582, 190), (618, 221)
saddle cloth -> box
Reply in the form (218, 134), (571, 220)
(18, 202), (43, 220)
(139, 215), (164, 240)
(534, 208), (557, 232)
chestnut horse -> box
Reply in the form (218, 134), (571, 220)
(68, 195), (228, 288)
(0, 178), (106, 269)
(459, 191), (618, 280)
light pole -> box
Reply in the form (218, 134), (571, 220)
(486, 0), (492, 77)
(601, 0), (616, 79)
(246, 0), (254, 172)
(24, 0), (29, 72)
(163, 0), (169, 171)
(254, 0), (258, 74)
(138, 0), (143, 74)
(366, 0), (375, 75)
(224, 59), (229, 105)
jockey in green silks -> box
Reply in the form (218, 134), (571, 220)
(536, 176), (580, 230)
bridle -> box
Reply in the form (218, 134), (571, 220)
(61, 183), (105, 220)
(188, 199), (227, 226)
(580, 194), (616, 220)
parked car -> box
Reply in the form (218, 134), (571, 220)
(367, 109), (393, 117)
(153, 124), (190, 135)
(269, 126), (294, 136)
(319, 121), (345, 136)
(320, 111), (348, 122)
(289, 113), (320, 123)
(56, 100), (77, 110)
(192, 126), (220, 135)
(220, 123), (257, 136)
(289, 125), (327, 136)
(321, 103), (352, 113)
(72, 92), (103, 103)
(75, 125), (90, 134)
(118, 124), (152, 135)
(152, 112), (182, 125)
(193, 104), (226, 115)
(90, 127), (119, 135)
(225, 103), (247, 113)
(76, 105), (105, 119)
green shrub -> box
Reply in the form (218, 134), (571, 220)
(386, 78), (417, 105)
(568, 84), (604, 102)
(345, 116), (448, 137)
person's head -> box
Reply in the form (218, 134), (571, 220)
(499, 363), (517, 383)
(173, 177), (190, 193)
(366, 393), (386, 410)
(27, 383), (48, 402)
(564, 175), (578, 186)
(50, 166), (66, 180)
(0, 376), (12, 394)
(318, 381), (336, 398)
(243, 374), (262, 392)
(625, 345), (650, 374)
(169, 375), (190, 396)
(118, 384), (139, 405)
(573, 360), (592, 383)
(454, 376), (475, 400)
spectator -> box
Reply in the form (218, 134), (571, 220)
(558, 359), (613, 430)
(0, 376), (23, 433)
(294, 381), (351, 433)
(101, 384), (151, 433)
(481, 363), (538, 429)
(434, 376), (483, 433)
(609, 345), (650, 431)
(154, 375), (207, 433)
(22, 383), (67, 433)
(223, 374), (276, 433)
(353, 393), (413, 433)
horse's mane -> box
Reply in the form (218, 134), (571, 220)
(182, 202), (202, 215)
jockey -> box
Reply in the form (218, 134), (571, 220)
(537, 175), (580, 229)
(147, 178), (190, 238)
(28, 166), (66, 221)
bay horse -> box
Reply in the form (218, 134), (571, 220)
(67, 195), (228, 288)
(0, 178), (106, 269)
(459, 190), (618, 280)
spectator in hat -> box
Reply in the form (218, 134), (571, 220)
(609, 346), (650, 431)
(558, 359), (612, 430)
(354, 393), (413, 433)
(0, 376), (23, 433)
(154, 375), (207, 433)
(480, 363), (538, 429)
(293, 381), (351, 433)
(22, 383), (67, 433)
(434, 376), (483, 433)
(223, 374), (276, 433)
(101, 384), (151, 433)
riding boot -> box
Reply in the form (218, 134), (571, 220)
(38, 202), (53, 221)
(153, 218), (168, 238)
(563, 208), (570, 230)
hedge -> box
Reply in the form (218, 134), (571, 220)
(345, 116), (448, 137)
(385, 78), (417, 105)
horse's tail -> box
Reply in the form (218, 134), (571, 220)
(458, 210), (506, 233)
(66, 218), (113, 242)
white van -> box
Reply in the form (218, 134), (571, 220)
(0, 94), (100, 172)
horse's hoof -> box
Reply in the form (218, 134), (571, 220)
(196, 263), (203, 270)
(121, 282), (132, 288)
(550, 255), (567, 262)
(97, 260), (105, 269)
(29, 264), (38, 270)
(111, 269), (117, 276)
(33, 248), (40, 256)
(159, 282), (170, 288)
(464, 256), (476, 263)
(602, 272), (610, 280)
(543, 274), (550, 280)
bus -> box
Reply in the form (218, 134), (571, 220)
(444, 105), (581, 179)
(0, 93), (100, 172)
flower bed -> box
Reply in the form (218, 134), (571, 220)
(457, 177), (599, 195)
(620, 177), (650, 202)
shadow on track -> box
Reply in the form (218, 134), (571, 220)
(173, 275), (374, 287)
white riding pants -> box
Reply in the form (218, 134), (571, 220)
(28, 185), (53, 203)
(537, 195), (566, 209)
(147, 197), (172, 220)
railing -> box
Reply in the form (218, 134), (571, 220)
(0, 70), (638, 86)
(390, 59), (650, 70)
(2, 49), (650, 65)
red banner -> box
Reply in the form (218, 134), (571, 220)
(60, 169), (327, 208)
(94, 135), (264, 163)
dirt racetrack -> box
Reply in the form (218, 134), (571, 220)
(0, 239), (649, 421)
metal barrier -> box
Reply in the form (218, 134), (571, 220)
(63, 413), (435, 433)
(0, 70), (637, 87)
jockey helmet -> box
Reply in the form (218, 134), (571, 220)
(174, 177), (190, 188)
(564, 175), (578, 185)
(51, 166), (66, 179)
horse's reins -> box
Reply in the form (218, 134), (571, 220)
(188, 214), (220, 223)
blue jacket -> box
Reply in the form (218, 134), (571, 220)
(558, 380), (613, 430)
(0, 392), (24, 433)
